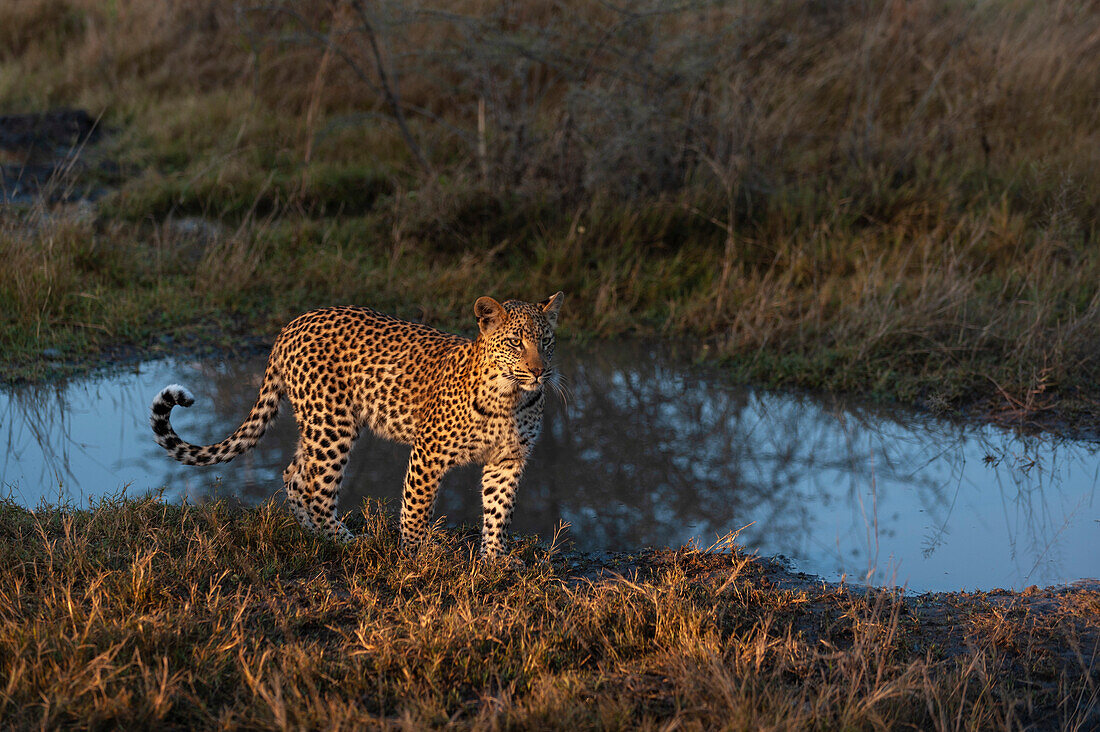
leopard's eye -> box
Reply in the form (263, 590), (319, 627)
(505, 337), (521, 348)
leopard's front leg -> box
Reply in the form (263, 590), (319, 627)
(479, 456), (526, 558)
(399, 443), (448, 552)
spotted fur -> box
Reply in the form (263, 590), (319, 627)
(150, 292), (564, 557)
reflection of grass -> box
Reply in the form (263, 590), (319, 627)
(2, 1), (1100, 425)
(0, 496), (1096, 727)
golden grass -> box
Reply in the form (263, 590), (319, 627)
(0, 496), (1096, 728)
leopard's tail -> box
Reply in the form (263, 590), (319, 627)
(150, 360), (283, 466)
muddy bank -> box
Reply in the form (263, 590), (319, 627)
(560, 544), (1100, 670)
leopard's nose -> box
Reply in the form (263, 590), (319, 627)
(530, 366), (543, 378)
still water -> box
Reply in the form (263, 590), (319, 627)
(1, 344), (1097, 592)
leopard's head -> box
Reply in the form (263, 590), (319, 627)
(474, 291), (564, 393)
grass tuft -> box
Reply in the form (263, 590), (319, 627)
(0, 497), (1096, 727)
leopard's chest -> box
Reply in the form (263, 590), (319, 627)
(442, 391), (544, 465)
(472, 416), (538, 466)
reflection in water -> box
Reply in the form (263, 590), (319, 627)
(0, 345), (1097, 592)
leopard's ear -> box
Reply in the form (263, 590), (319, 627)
(474, 296), (506, 335)
(539, 291), (564, 328)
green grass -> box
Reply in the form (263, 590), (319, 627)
(1, 0), (1099, 427)
(0, 496), (1096, 728)
(4, 196), (1100, 431)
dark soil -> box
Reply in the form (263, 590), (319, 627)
(0, 108), (117, 203)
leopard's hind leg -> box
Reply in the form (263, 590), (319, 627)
(399, 443), (450, 551)
(282, 461), (313, 531)
(292, 409), (358, 543)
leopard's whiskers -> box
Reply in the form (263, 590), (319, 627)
(546, 370), (572, 408)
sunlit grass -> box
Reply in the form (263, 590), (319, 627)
(0, 496), (1095, 728)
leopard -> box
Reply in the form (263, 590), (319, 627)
(150, 292), (564, 558)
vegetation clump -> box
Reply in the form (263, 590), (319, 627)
(0, 496), (1096, 728)
(0, 1), (1098, 421)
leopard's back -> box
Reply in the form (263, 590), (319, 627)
(270, 306), (471, 443)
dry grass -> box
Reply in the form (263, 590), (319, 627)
(1, 0), (1100, 420)
(0, 496), (1096, 729)
(5, 0), (1098, 204)
(3, 5), (1098, 726)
